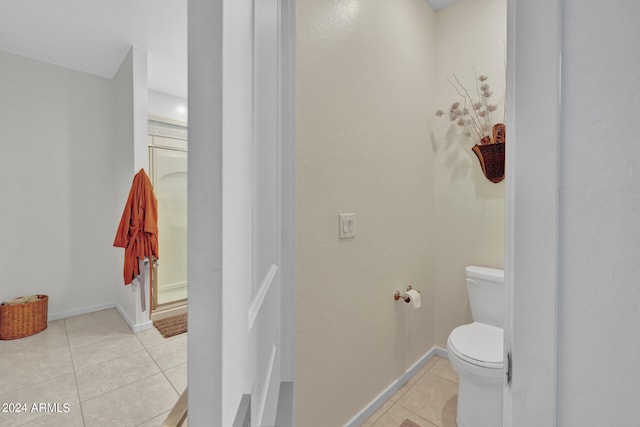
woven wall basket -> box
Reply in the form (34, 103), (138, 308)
(0, 295), (48, 340)
(472, 142), (505, 183)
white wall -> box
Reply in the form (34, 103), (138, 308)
(296, 1), (437, 425)
(433, 0), (506, 347)
(0, 48), (152, 330)
(113, 47), (138, 325)
(558, 0), (640, 424)
(0, 51), (120, 318)
(132, 49), (149, 175)
(113, 47), (152, 331)
(148, 91), (188, 123)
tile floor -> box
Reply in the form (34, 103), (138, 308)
(361, 356), (459, 427)
(0, 308), (456, 427)
(0, 309), (187, 427)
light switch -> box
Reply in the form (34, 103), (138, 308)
(339, 213), (356, 239)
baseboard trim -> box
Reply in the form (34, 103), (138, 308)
(48, 303), (116, 322)
(47, 303), (153, 334)
(115, 303), (153, 333)
(434, 346), (449, 359)
(158, 281), (188, 292)
(343, 346), (448, 427)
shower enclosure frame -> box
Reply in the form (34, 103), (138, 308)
(148, 117), (189, 319)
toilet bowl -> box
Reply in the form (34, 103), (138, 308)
(446, 266), (504, 427)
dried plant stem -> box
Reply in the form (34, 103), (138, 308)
(449, 81), (482, 137)
(452, 74), (486, 140)
(473, 70), (494, 130)
(437, 71), (504, 144)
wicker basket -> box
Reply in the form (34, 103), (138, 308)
(0, 295), (48, 340)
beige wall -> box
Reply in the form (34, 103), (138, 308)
(296, 0), (506, 424)
(296, 1), (437, 425)
(433, 0), (507, 346)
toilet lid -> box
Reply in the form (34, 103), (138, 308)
(448, 322), (503, 369)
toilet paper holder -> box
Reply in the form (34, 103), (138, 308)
(394, 285), (420, 303)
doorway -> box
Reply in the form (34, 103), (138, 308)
(148, 118), (188, 319)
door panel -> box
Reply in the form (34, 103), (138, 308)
(149, 145), (188, 307)
(250, 0), (282, 424)
(253, 0), (280, 294)
(504, 0), (560, 425)
(187, 0), (293, 423)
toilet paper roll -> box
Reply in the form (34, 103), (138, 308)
(406, 289), (421, 309)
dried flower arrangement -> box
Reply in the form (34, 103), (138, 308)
(436, 74), (505, 145)
(436, 72), (506, 183)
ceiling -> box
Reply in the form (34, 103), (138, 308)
(0, 0), (456, 100)
(0, 0), (187, 98)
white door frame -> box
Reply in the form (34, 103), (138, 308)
(279, 0), (297, 388)
(187, 0), (296, 424)
(187, 0), (224, 425)
(188, 0), (564, 424)
(504, 0), (561, 425)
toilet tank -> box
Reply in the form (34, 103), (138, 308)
(466, 266), (504, 328)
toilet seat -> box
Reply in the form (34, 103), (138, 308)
(448, 322), (503, 369)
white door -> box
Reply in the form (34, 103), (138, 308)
(187, 0), (295, 425)
(249, 0), (284, 424)
(504, 0), (560, 425)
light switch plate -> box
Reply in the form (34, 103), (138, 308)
(339, 213), (355, 239)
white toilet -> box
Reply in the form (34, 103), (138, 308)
(447, 266), (504, 427)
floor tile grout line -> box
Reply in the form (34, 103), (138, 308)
(429, 371), (459, 386)
(409, 378), (459, 425)
(137, 327), (185, 407)
(365, 357), (454, 427)
(68, 345), (147, 375)
(66, 312), (173, 419)
(392, 358), (441, 403)
(79, 371), (163, 405)
(64, 312), (130, 333)
(142, 333), (188, 350)
(393, 369), (458, 427)
(135, 326), (187, 351)
(4, 311), (182, 426)
(147, 343), (187, 395)
(0, 324), (75, 399)
(367, 400), (441, 427)
(139, 331), (188, 373)
(0, 366), (71, 400)
(0, 338), (74, 427)
(65, 317), (87, 427)
(367, 401), (394, 427)
(78, 311), (168, 405)
(394, 400), (442, 427)
(14, 310), (183, 426)
(160, 363), (187, 396)
(67, 321), (148, 373)
(135, 411), (170, 427)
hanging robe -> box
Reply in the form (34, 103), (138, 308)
(113, 169), (159, 311)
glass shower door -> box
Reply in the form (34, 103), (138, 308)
(150, 144), (188, 309)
